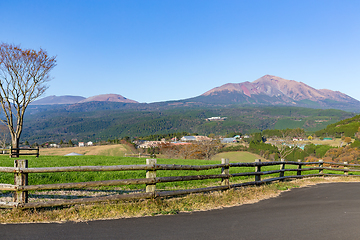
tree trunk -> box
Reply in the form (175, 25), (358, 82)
(11, 137), (19, 158)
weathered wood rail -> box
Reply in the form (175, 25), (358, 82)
(9, 147), (39, 158)
(0, 158), (358, 209)
(124, 153), (152, 158)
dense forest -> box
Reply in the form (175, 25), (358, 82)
(20, 104), (354, 144)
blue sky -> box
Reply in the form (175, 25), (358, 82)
(1, 0), (360, 103)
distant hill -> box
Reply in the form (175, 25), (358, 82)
(31, 94), (138, 105)
(30, 95), (86, 105)
(315, 114), (360, 138)
(22, 104), (354, 144)
(79, 94), (138, 104)
(185, 75), (360, 112)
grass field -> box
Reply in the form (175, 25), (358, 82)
(0, 155), (259, 191)
(0, 154), (332, 192)
(305, 138), (350, 147)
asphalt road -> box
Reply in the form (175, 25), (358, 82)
(2, 182), (360, 240)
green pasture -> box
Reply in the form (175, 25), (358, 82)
(0, 155), (352, 192)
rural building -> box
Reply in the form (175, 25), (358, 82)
(78, 142), (85, 147)
(87, 141), (93, 146)
(206, 116), (227, 121)
(137, 141), (163, 149)
(181, 136), (212, 142)
(221, 138), (237, 143)
(181, 136), (197, 142)
(292, 138), (304, 141)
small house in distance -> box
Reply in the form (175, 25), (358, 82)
(221, 138), (237, 143)
(180, 136), (212, 142)
(323, 137), (333, 140)
(180, 136), (197, 142)
(78, 142), (85, 147)
(206, 117), (227, 121)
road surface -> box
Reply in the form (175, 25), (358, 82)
(2, 182), (360, 239)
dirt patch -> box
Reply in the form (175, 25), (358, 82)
(40, 144), (129, 156)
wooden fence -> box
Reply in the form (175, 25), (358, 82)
(0, 158), (358, 209)
(124, 153), (152, 158)
(9, 147), (39, 158)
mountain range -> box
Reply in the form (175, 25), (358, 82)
(31, 94), (138, 105)
(31, 75), (360, 112)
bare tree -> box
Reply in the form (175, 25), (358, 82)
(177, 140), (221, 160)
(0, 43), (56, 156)
(0, 124), (9, 152)
(199, 140), (221, 160)
(278, 144), (294, 161)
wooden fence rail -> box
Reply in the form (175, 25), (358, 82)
(124, 153), (152, 158)
(9, 147), (39, 158)
(0, 159), (359, 209)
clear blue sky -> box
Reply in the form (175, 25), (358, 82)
(1, 0), (360, 103)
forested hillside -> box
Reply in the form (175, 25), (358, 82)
(315, 114), (360, 137)
(21, 103), (354, 144)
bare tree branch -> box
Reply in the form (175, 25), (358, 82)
(0, 43), (56, 156)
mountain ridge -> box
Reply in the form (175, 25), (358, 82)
(78, 94), (138, 104)
(202, 75), (357, 103)
(30, 75), (360, 112)
(191, 75), (360, 111)
(31, 94), (138, 105)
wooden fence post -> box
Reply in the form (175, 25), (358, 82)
(319, 160), (323, 174)
(146, 159), (157, 193)
(344, 162), (348, 176)
(36, 147), (39, 158)
(297, 159), (302, 176)
(255, 159), (261, 182)
(14, 159), (28, 204)
(221, 158), (229, 186)
(279, 159), (285, 181)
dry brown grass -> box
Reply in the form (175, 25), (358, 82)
(1, 176), (359, 224)
(303, 138), (350, 147)
(40, 144), (130, 156)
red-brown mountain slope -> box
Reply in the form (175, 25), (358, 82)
(202, 75), (356, 103)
